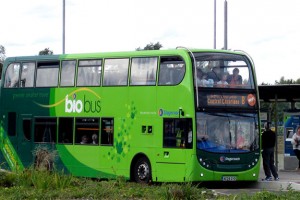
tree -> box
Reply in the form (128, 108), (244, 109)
(0, 45), (6, 78)
(39, 48), (53, 55)
(0, 45), (5, 62)
(136, 42), (163, 51)
(275, 76), (300, 84)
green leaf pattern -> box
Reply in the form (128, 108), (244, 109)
(107, 101), (137, 162)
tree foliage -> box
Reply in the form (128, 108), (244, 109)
(0, 45), (6, 79)
(39, 48), (53, 55)
(275, 76), (300, 84)
(136, 42), (162, 51)
(0, 45), (5, 62)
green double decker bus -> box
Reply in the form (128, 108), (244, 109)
(0, 48), (261, 182)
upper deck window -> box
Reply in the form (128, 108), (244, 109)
(158, 56), (185, 86)
(77, 60), (101, 87)
(103, 58), (129, 86)
(194, 53), (254, 89)
(20, 62), (35, 88)
(4, 63), (20, 88)
(36, 62), (59, 87)
(61, 60), (76, 87)
(130, 57), (157, 86)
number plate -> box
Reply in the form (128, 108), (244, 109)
(222, 176), (237, 181)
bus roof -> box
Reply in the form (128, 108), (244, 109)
(4, 48), (246, 63)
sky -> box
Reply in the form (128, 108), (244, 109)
(1, 0), (300, 84)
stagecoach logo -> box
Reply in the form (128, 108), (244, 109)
(220, 156), (240, 162)
(247, 94), (256, 107)
(158, 108), (179, 117)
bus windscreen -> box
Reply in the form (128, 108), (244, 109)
(194, 53), (254, 89)
(196, 112), (259, 153)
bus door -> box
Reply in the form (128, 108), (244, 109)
(155, 118), (193, 182)
(17, 114), (33, 167)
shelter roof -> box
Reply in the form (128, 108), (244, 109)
(259, 85), (300, 102)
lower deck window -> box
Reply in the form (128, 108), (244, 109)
(75, 118), (99, 145)
(163, 118), (192, 148)
(58, 118), (73, 144)
(23, 119), (32, 141)
(101, 118), (114, 145)
(34, 118), (57, 143)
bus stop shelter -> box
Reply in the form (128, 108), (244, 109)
(259, 84), (300, 170)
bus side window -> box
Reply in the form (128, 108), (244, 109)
(77, 60), (101, 87)
(130, 57), (157, 86)
(163, 118), (192, 148)
(103, 59), (129, 86)
(36, 62), (59, 87)
(61, 60), (76, 87)
(75, 118), (99, 145)
(163, 119), (176, 147)
(23, 119), (32, 141)
(58, 118), (73, 144)
(34, 118), (57, 143)
(101, 118), (114, 145)
(20, 62), (35, 88)
(4, 63), (20, 88)
(158, 57), (185, 86)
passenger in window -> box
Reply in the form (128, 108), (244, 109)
(227, 68), (243, 87)
(207, 66), (221, 82)
(176, 130), (183, 147)
(80, 135), (88, 144)
(216, 73), (228, 87)
(92, 133), (98, 144)
(197, 71), (209, 87)
(236, 128), (247, 149)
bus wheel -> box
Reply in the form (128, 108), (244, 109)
(133, 157), (151, 183)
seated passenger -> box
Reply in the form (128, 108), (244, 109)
(236, 128), (249, 149)
(236, 134), (245, 149)
(198, 73), (209, 87)
(216, 73), (228, 87)
(92, 133), (98, 144)
(227, 68), (243, 87)
(207, 66), (221, 82)
(80, 135), (88, 144)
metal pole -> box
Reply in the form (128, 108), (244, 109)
(214, 0), (216, 49)
(224, 0), (228, 50)
(275, 94), (278, 170)
(63, 0), (66, 54)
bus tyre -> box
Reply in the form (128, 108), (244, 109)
(133, 157), (151, 183)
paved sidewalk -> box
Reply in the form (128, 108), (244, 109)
(257, 168), (300, 190)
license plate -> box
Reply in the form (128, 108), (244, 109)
(222, 176), (237, 181)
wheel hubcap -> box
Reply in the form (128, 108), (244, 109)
(137, 163), (149, 180)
